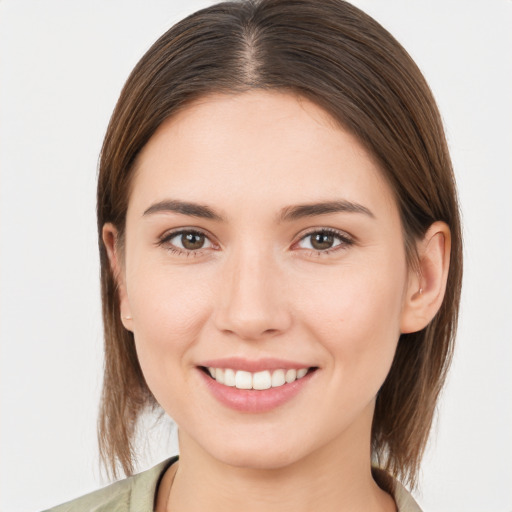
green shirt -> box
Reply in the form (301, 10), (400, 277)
(43, 456), (422, 512)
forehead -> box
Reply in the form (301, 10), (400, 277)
(128, 90), (397, 220)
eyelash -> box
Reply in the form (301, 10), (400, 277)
(157, 228), (215, 257)
(156, 227), (354, 257)
(294, 228), (354, 256)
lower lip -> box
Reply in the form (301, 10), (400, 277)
(198, 368), (316, 413)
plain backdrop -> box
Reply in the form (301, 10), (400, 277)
(1, 1), (511, 511)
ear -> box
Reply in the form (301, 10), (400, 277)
(102, 223), (133, 332)
(400, 221), (451, 334)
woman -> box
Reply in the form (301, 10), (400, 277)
(45, 0), (462, 510)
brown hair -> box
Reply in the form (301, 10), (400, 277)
(97, 0), (462, 488)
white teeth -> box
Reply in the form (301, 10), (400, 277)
(235, 370), (253, 390)
(207, 367), (311, 390)
(224, 368), (236, 387)
(271, 369), (285, 387)
(285, 369), (297, 383)
(297, 368), (308, 379)
(253, 371), (272, 390)
(216, 368), (225, 384)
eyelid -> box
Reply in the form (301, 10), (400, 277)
(156, 227), (219, 253)
(292, 227), (355, 253)
(156, 226), (353, 256)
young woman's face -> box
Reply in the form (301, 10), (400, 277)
(116, 91), (415, 469)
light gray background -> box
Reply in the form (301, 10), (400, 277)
(1, 1), (511, 511)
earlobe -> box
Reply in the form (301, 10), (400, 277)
(400, 221), (451, 334)
(102, 223), (133, 331)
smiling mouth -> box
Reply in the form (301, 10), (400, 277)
(199, 366), (318, 390)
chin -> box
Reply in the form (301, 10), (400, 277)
(193, 425), (314, 471)
(215, 445), (303, 471)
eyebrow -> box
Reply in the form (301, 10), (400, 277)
(279, 200), (374, 221)
(143, 199), (224, 221)
(142, 198), (374, 222)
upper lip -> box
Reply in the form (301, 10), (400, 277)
(198, 357), (316, 373)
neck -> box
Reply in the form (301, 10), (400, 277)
(165, 409), (396, 512)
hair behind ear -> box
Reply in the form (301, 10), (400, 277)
(98, 224), (157, 479)
(373, 222), (460, 488)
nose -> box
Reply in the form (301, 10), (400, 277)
(213, 244), (292, 340)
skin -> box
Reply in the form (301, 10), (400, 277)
(104, 90), (450, 512)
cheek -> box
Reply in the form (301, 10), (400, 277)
(131, 275), (209, 339)
(295, 258), (407, 377)
(125, 263), (213, 393)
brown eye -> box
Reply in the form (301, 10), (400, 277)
(311, 232), (335, 250)
(164, 230), (213, 252)
(297, 229), (352, 253)
(181, 232), (205, 250)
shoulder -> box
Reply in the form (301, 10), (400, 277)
(42, 478), (131, 512)
(372, 467), (423, 512)
(392, 480), (423, 512)
(42, 457), (177, 512)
